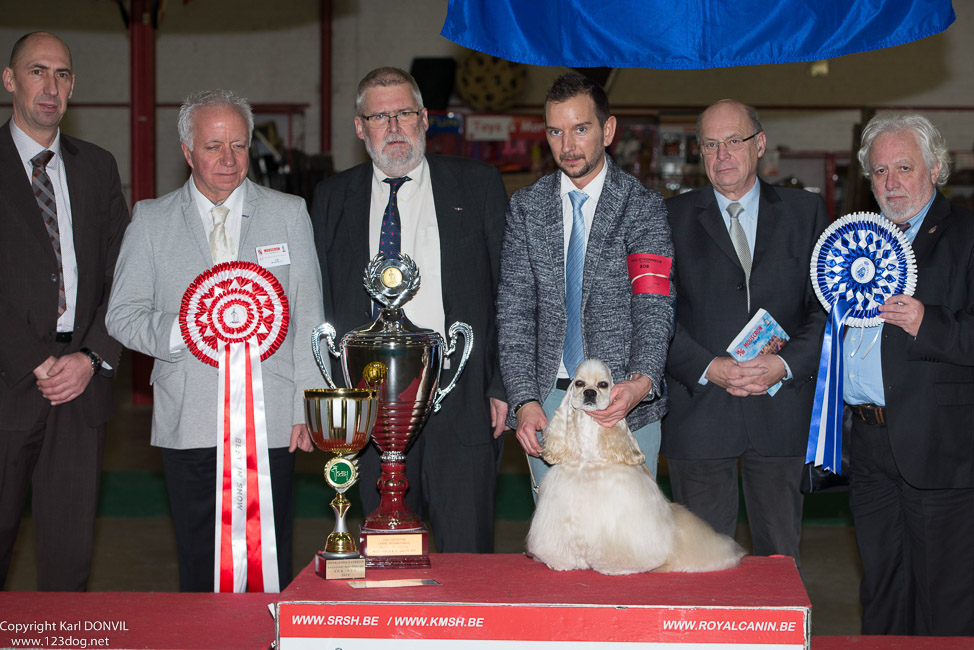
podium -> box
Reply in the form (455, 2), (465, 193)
(277, 554), (810, 648)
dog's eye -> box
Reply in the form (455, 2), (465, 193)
(598, 381), (609, 389)
(574, 380), (585, 388)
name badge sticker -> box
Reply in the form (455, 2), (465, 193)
(627, 253), (671, 295)
(257, 243), (291, 268)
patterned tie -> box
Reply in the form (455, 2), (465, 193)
(209, 204), (233, 264)
(727, 201), (752, 312)
(31, 150), (66, 317)
(375, 176), (410, 317)
(563, 190), (588, 377)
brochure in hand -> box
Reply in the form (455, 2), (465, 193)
(726, 308), (790, 396)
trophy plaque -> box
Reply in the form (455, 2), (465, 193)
(312, 254), (473, 568)
(305, 387), (379, 579)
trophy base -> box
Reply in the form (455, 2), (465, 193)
(359, 525), (431, 568)
(315, 552), (367, 580)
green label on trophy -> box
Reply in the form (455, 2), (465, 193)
(326, 457), (357, 490)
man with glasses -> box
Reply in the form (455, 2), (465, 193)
(662, 99), (828, 562)
(310, 67), (507, 553)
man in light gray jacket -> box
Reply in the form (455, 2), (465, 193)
(497, 72), (674, 494)
(107, 89), (323, 592)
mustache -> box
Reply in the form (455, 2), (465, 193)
(384, 134), (411, 145)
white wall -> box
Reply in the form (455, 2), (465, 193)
(2, 0), (974, 205)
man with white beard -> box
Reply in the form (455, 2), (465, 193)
(310, 67), (508, 553)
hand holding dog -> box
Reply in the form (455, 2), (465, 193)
(590, 374), (653, 427)
(516, 401), (548, 457)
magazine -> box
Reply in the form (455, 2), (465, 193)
(726, 308), (790, 396)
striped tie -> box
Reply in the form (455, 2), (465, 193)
(31, 150), (65, 317)
(727, 201), (752, 312)
(563, 190), (588, 377)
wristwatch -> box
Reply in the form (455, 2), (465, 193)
(80, 347), (103, 375)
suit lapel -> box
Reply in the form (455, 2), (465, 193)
(238, 179), (257, 262)
(180, 180), (213, 265)
(694, 189), (741, 269)
(0, 122), (56, 253)
(542, 174), (566, 305)
(429, 156), (461, 319)
(583, 159), (620, 303)
(341, 164), (373, 317)
(752, 180), (780, 269)
(910, 192), (950, 265)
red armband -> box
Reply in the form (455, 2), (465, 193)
(627, 253), (671, 295)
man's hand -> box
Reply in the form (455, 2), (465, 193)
(590, 374), (653, 427)
(489, 397), (509, 439)
(730, 354), (787, 395)
(289, 424), (314, 453)
(880, 294), (924, 337)
(706, 356), (769, 396)
(36, 353), (93, 405)
(33, 355), (56, 380)
(515, 401), (547, 457)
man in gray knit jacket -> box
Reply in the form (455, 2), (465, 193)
(497, 72), (674, 495)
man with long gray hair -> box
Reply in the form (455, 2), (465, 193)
(843, 112), (974, 636)
(107, 89), (323, 592)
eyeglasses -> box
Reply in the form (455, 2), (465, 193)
(360, 109), (423, 128)
(700, 132), (761, 156)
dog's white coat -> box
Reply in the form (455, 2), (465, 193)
(526, 359), (745, 575)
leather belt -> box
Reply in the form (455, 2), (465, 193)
(555, 378), (572, 391)
(55, 331), (73, 343)
(851, 403), (886, 426)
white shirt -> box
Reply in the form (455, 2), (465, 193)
(368, 158), (446, 339)
(10, 120), (77, 333)
(556, 160), (608, 379)
(191, 179), (246, 261)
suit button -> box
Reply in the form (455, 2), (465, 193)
(736, 283), (745, 291)
(51, 274), (57, 282)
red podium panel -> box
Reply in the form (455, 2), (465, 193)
(277, 554), (811, 648)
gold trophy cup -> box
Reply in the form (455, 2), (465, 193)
(304, 387), (379, 579)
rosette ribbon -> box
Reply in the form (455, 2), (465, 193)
(180, 262), (289, 593)
(807, 213), (916, 475)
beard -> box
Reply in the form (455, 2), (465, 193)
(557, 148), (604, 180)
(365, 130), (426, 177)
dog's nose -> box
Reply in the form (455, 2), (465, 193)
(583, 389), (597, 402)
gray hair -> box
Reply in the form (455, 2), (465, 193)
(696, 99), (763, 142)
(858, 112), (950, 187)
(355, 67), (424, 115)
(178, 89), (254, 151)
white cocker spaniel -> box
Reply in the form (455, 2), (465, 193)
(526, 359), (745, 575)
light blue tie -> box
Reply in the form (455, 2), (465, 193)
(563, 190), (588, 377)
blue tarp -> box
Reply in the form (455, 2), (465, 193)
(441, 0), (955, 69)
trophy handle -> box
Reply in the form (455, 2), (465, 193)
(312, 323), (340, 389)
(431, 321), (474, 413)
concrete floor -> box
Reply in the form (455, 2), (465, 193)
(4, 365), (865, 636)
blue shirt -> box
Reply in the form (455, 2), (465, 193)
(843, 195), (935, 406)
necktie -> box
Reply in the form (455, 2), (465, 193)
(378, 176), (410, 259)
(209, 204), (233, 264)
(727, 201), (752, 312)
(563, 190), (588, 377)
(895, 222), (910, 233)
(31, 150), (66, 317)
(375, 176), (410, 317)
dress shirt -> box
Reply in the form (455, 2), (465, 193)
(701, 180), (792, 384)
(843, 194), (935, 406)
(368, 158), (446, 339)
(10, 120), (77, 333)
(556, 160), (608, 379)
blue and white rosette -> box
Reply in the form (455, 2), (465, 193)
(807, 212), (916, 474)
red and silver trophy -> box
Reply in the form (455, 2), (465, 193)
(312, 254), (473, 568)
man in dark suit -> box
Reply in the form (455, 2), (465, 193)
(311, 67), (506, 553)
(843, 112), (974, 636)
(663, 100), (828, 562)
(0, 32), (128, 591)
(497, 72), (674, 494)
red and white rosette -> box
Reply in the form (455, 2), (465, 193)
(180, 262), (289, 593)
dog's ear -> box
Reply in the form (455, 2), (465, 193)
(599, 420), (646, 465)
(541, 387), (575, 464)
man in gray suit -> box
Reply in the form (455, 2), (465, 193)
(663, 100), (828, 562)
(107, 90), (323, 592)
(497, 72), (674, 493)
